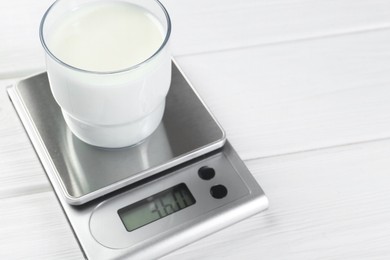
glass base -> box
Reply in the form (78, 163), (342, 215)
(62, 101), (165, 148)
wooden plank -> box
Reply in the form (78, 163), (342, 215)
(162, 0), (390, 55)
(175, 28), (390, 160)
(0, 192), (83, 260)
(164, 139), (390, 259)
(0, 0), (54, 78)
(3, 0), (390, 76)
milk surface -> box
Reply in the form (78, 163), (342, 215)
(48, 1), (164, 72)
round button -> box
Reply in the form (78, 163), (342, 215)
(198, 166), (215, 180)
(210, 185), (228, 199)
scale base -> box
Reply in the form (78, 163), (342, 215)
(8, 60), (268, 259)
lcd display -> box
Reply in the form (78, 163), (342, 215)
(118, 183), (196, 232)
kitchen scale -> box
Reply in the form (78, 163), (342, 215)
(7, 60), (268, 259)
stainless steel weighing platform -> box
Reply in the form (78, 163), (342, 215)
(8, 61), (268, 259)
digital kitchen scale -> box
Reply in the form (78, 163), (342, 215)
(8, 61), (268, 259)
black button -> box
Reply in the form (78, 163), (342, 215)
(198, 166), (215, 180)
(210, 185), (228, 199)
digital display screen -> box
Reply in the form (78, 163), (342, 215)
(118, 183), (196, 232)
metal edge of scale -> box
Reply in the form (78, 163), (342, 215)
(7, 60), (226, 205)
(7, 60), (269, 259)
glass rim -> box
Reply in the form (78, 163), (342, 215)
(39, 0), (171, 75)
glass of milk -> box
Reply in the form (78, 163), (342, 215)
(40, 0), (171, 148)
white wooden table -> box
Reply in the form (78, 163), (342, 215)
(1, 0), (390, 259)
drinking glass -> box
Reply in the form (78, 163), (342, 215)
(40, 0), (171, 148)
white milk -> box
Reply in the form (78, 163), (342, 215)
(48, 2), (164, 72)
(41, 0), (171, 148)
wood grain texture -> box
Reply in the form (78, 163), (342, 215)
(161, 0), (390, 56)
(163, 139), (390, 260)
(3, 0), (390, 77)
(0, 0), (54, 78)
(0, 192), (83, 260)
(175, 28), (390, 160)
